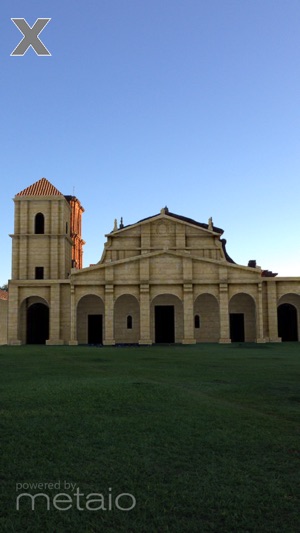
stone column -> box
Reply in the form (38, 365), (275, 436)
(7, 284), (22, 345)
(69, 285), (78, 345)
(267, 281), (281, 342)
(219, 283), (231, 343)
(139, 284), (152, 344)
(103, 284), (115, 345)
(50, 236), (59, 280)
(182, 283), (196, 344)
(12, 200), (21, 280)
(46, 283), (64, 345)
(256, 283), (266, 343)
(19, 235), (28, 280)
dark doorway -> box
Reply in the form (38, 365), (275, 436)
(155, 305), (175, 343)
(88, 314), (103, 344)
(278, 304), (298, 341)
(27, 303), (49, 344)
(230, 313), (245, 342)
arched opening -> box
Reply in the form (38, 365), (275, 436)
(277, 294), (300, 342)
(27, 303), (49, 344)
(278, 303), (298, 341)
(155, 306), (174, 342)
(114, 295), (140, 343)
(77, 295), (104, 344)
(35, 213), (45, 234)
(229, 293), (256, 342)
(194, 293), (219, 342)
(151, 294), (183, 343)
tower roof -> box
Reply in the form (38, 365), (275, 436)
(16, 177), (63, 197)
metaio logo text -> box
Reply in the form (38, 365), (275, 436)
(16, 481), (136, 512)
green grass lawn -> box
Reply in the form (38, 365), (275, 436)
(0, 343), (299, 533)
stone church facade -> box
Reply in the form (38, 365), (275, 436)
(5, 178), (300, 345)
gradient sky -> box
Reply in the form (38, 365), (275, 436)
(1, 0), (300, 284)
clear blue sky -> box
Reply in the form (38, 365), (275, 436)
(1, 0), (300, 284)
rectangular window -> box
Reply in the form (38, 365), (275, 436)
(35, 267), (44, 280)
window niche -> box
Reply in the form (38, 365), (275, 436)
(35, 213), (45, 234)
(35, 267), (44, 280)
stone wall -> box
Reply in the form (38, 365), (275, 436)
(0, 299), (8, 344)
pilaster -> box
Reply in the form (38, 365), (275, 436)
(219, 283), (231, 343)
(182, 283), (196, 344)
(103, 284), (115, 345)
(256, 283), (266, 343)
(267, 281), (281, 342)
(69, 285), (78, 345)
(139, 284), (152, 344)
(7, 284), (22, 344)
(46, 283), (64, 345)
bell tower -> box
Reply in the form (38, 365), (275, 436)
(10, 177), (84, 280)
(8, 177), (85, 345)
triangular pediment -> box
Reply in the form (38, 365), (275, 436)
(72, 247), (261, 285)
(16, 177), (63, 197)
(74, 249), (226, 275)
(108, 210), (223, 236)
(99, 209), (231, 266)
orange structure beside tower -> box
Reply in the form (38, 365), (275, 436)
(65, 196), (85, 269)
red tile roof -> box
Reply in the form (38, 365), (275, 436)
(16, 178), (63, 197)
(0, 289), (8, 300)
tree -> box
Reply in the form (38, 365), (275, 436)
(0, 284), (8, 291)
